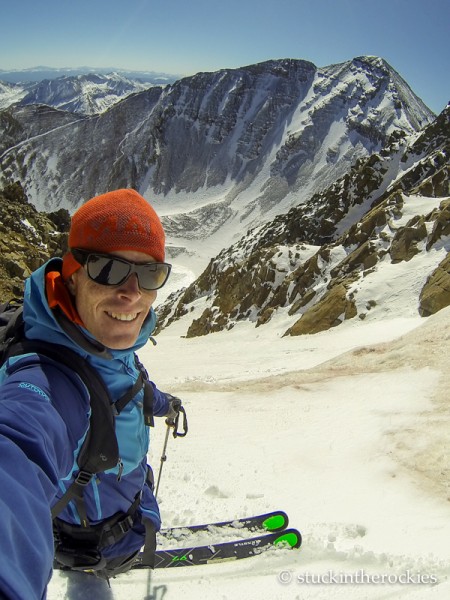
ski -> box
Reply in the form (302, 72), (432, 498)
(134, 528), (302, 569)
(158, 509), (289, 540)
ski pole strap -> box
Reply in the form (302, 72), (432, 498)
(169, 405), (188, 438)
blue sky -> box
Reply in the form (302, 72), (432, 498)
(1, 0), (449, 113)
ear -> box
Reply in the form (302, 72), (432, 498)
(65, 272), (77, 295)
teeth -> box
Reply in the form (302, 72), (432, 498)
(108, 312), (138, 322)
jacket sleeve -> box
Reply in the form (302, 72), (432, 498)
(150, 382), (170, 417)
(0, 357), (89, 600)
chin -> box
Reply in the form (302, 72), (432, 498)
(99, 333), (140, 350)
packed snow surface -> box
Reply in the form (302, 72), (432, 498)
(47, 298), (450, 599)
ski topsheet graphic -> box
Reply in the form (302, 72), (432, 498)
(159, 509), (289, 539)
(137, 528), (302, 569)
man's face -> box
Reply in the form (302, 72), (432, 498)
(66, 250), (158, 349)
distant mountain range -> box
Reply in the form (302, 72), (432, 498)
(0, 65), (180, 84)
(0, 68), (180, 115)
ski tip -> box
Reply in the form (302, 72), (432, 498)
(262, 510), (289, 532)
(274, 528), (302, 549)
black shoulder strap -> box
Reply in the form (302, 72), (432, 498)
(134, 353), (154, 427)
(112, 353), (154, 426)
(113, 372), (144, 415)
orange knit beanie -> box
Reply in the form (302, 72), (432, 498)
(62, 189), (165, 280)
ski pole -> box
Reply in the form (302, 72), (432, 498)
(154, 404), (188, 500)
(154, 422), (171, 501)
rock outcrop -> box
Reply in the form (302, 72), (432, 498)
(0, 182), (69, 300)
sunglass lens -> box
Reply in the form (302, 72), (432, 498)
(87, 255), (130, 285)
(138, 263), (170, 290)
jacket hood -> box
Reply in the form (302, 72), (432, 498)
(23, 258), (157, 361)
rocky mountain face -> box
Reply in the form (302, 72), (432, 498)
(156, 105), (450, 337)
(0, 183), (69, 300)
(0, 88), (164, 208)
(0, 72), (165, 114)
(0, 57), (434, 245)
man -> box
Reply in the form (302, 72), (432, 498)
(0, 189), (179, 599)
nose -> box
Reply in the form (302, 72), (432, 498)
(117, 273), (141, 298)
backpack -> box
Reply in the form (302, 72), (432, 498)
(0, 298), (155, 525)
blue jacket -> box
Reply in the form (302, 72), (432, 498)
(0, 259), (169, 599)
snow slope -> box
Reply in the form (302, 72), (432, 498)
(47, 290), (450, 598)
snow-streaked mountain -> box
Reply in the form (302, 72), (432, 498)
(0, 72), (161, 115)
(157, 104), (449, 337)
(0, 56), (434, 241)
(0, 80), (32, 110)
(20, 73), (157, 115)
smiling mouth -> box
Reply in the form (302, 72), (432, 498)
(106, 311), (139, 322)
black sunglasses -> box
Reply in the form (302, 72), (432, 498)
(72, 249), (171, 291)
